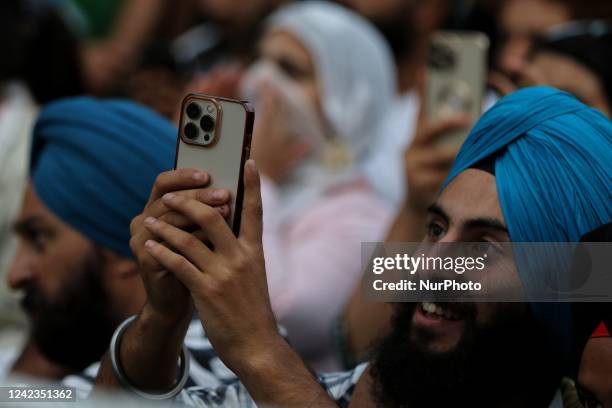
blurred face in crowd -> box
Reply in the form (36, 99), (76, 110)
(259, 31), (320, 109)
(527, 51), (611, 116)
(371, 169), (560, 407)
(339, 0), (447, 60)
(246, 30), (326, 181)
(498, 0), (570, 77)
(7, 184), (144, 371)
(578, 338), (612, 408)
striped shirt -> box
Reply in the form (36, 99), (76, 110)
(63, 320), (366, 407)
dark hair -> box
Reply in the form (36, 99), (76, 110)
(532, 20), (612, 107)
(0, 1), (31, 79)
(0, 0), (84, 103)
(549, 0), (612, 20)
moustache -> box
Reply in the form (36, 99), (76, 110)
(20, 285), (50, 317)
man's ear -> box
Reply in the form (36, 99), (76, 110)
(100, 248), (139, 279)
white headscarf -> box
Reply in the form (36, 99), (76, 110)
(267, 1), (396, 161)
(243, 1), (396, 220)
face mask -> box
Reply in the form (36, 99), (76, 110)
(240, 60), (326, 147)
(241, 60), (353, 170)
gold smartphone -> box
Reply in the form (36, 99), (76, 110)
(175, 94), (254, 235)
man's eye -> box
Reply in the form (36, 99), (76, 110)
(33, 232), (50, 249)
(427, 222), (445, 239)
(24, 230), (51, 251)
(577, 383), (603, 408)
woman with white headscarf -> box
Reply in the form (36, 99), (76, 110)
(241, 1), (396, 371)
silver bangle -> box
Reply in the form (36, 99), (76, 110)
(109, 315), (191, 400)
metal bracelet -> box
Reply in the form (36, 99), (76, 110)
(109, 315), (190, 400)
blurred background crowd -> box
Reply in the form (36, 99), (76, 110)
(0, 0), (610, 405)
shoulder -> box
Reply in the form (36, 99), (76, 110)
(178, 363), (368, 408)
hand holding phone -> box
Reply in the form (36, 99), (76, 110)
(426, 31), (489, 147)
(175, 94), (254, 235)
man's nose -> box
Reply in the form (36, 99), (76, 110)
(6, 245), (35, 290)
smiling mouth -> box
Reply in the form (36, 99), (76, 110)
(411, 302), (468, 350)
(419, 302), (462, 321)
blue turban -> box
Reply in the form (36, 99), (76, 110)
(442, 86), (612, 373)
(31, 97), (176, 259)
(444, 86), (611, 242)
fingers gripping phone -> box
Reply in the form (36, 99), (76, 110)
(426, 31), (489, 146)
(175, 94), (254, 235)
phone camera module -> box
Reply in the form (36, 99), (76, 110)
(429, 43), (455, 70)
(184, 122), (199, 139)
(200, 115), (215, 132)
(186, 103), (202, 119)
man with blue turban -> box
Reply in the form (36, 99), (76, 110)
(97, 86), (611, 407)
(4, 96), (180, 379)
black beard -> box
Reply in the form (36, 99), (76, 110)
(21, 248), (117, 372)
(370, 303), (562, 408)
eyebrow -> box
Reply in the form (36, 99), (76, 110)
(428, 203), (449, 224)
(464, 218), (509, 233)
(13, 215), (46, 234)
(428, 203), (508, 234)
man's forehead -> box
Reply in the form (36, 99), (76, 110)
(16, 182), (93, 247)
(436, 169), (505, 224)
(17, 182), (56, 223)
(502, 0), (570, 32)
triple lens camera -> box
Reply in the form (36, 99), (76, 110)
(182, 100), (220, 146)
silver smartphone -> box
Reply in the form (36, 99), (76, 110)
(426, 31), (489, 146)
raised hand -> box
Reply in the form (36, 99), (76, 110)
(142, 160), (278, 370)
(130, 168), (231, 322)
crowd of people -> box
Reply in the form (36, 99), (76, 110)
(0, 0), (610, 407)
